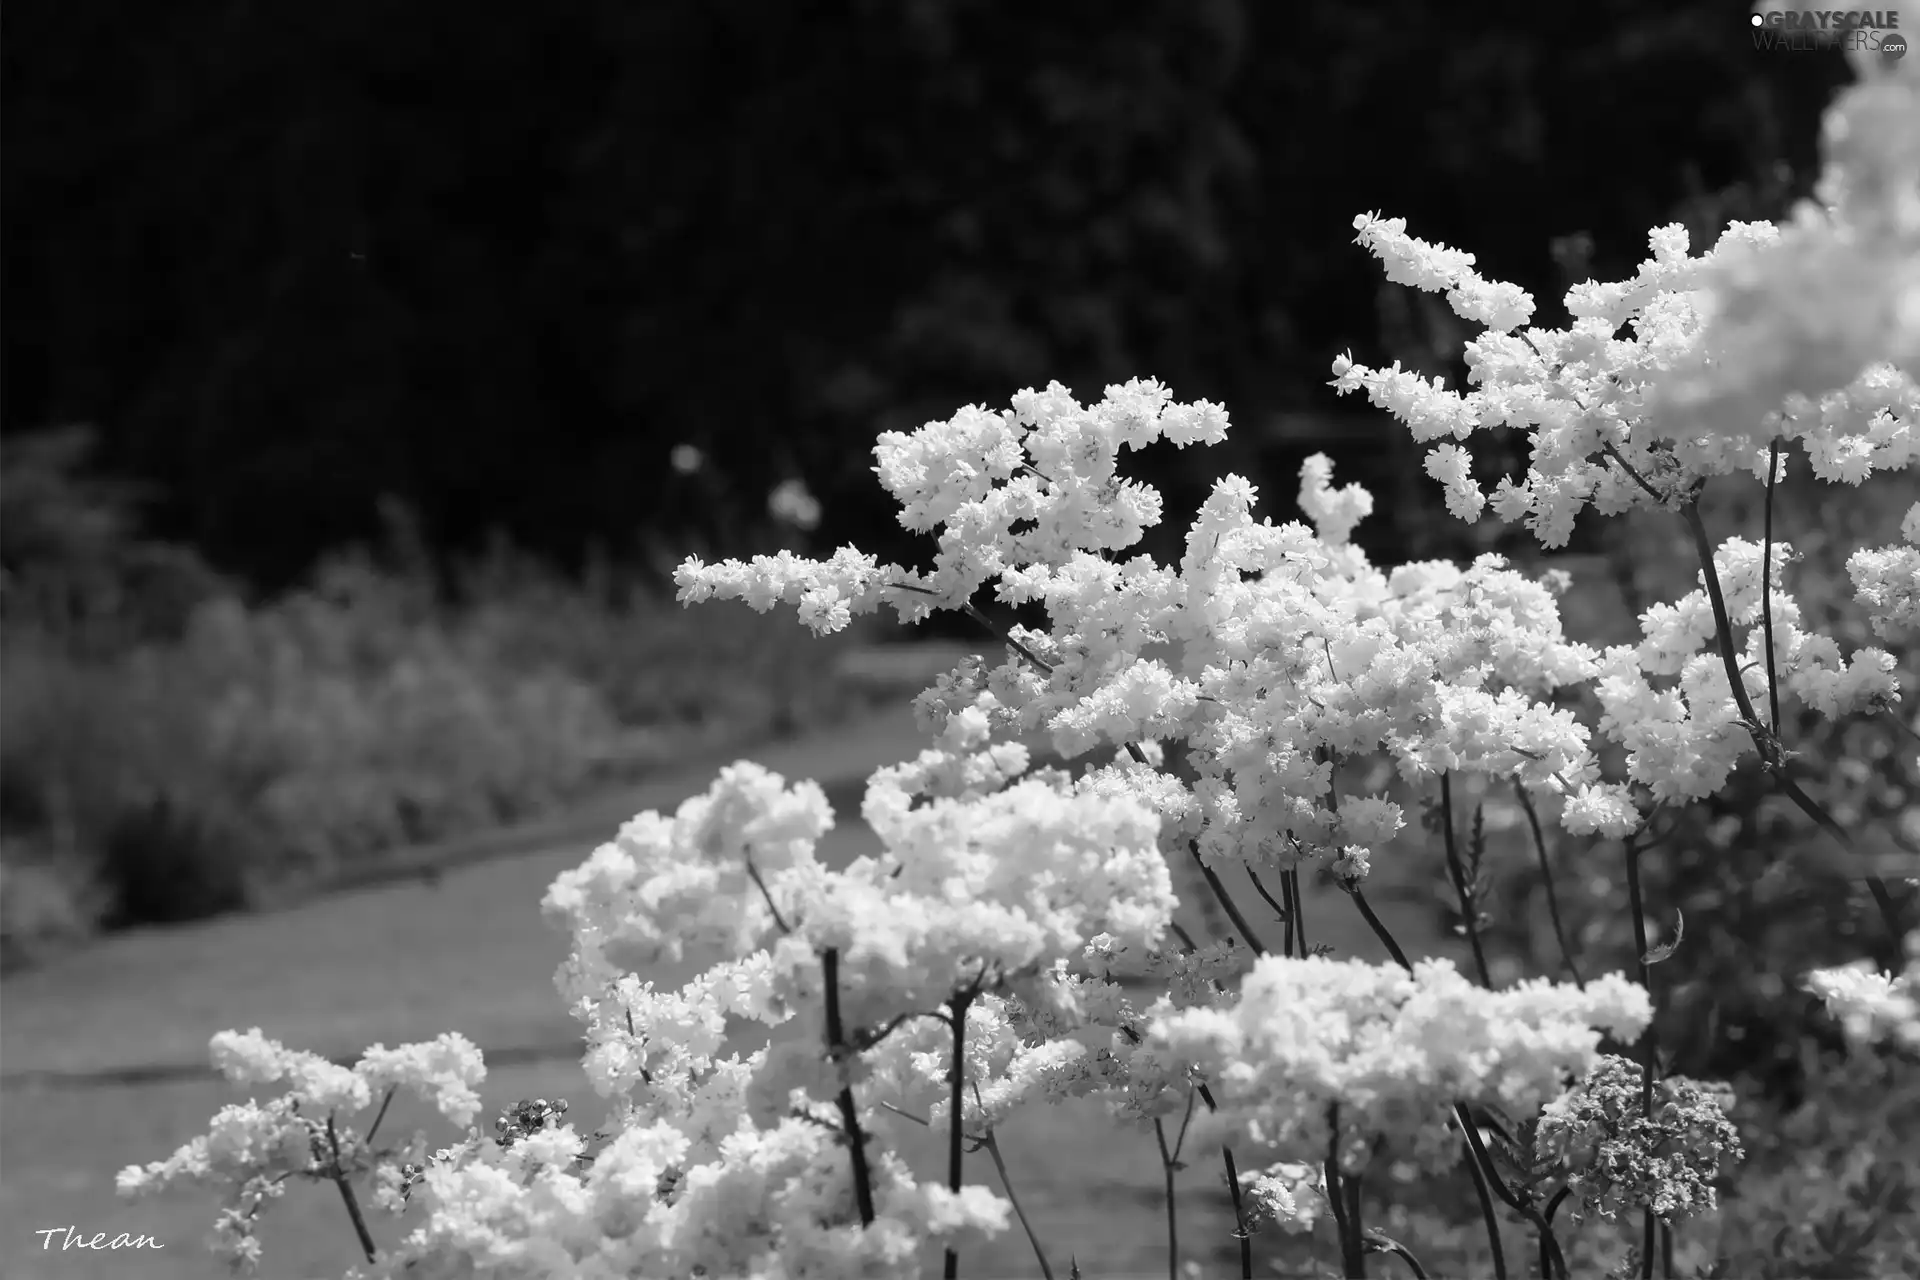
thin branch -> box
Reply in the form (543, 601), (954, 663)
(1881, 707), (1920, 750)
(890, 581), (1057, 675)
(1153, 1115), (1182, 1280)
(1325, 1104), (1364, 1278)
(1624, 830), (1658, 1280)
(1761, 439), (1782, 734)
(1598, 440), (1669, 505)
(1344, 882), (1412, 971)
(944, 988), (978, 1280)
(363, 1087), (397, 1148)
(1287, 867), (1308, 958)
(326, 1114), (378, 1265)
(1514, 781), (1584, 988)
(1458, 1122), (1508, 1280)
(1246, 866), (1290, 930)
(1223, 1146), (1254, 1280)
(745, 855), (791, 934)
(822, 948), (876, 1227)
(976, 1124), (1054, 1280)
(1344, 1165), (1367, 1279)
(1364, 1227), (1433, 1279)
(1189, 839), (1268, 956)
(1455, 1105), (1567, 1280)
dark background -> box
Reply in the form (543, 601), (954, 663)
(2, 0), (1847, 591)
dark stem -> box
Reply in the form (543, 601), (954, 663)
(1223, 1146), (1254, 1280)
(977, 1126), (1054, 1280)
(1439, 774), (1492, 986)
(944, 987), (977, 1280)
(1623, 830), (1657, 1280)
(363, 1087), (397, 1147)
(1325, 1133), (1351, 1274)
(1345, 883), (1412, 970)
(746, 855), (792, 934)
(1246, 866), (1290, 937)
(1152, 1115), (1181, 1280)
(1761, 439), (1782, 734)
(1189, 840), (1267, 955)
(1287, 867), (1309, 957)
(1367, 1229), (1433, 1279)
(325, 1114), (378, 1265)
(889, 581), (1056, 675)
(1344, 1166), (1367, 1278)
(1281, 867), (1299, 957)
(1325, 1105), (1365, 1278)
(1514, 782), (1584, 988)
(1456, 1104), (1567, 1280)
(822, 948), (876, 1227)
(1459, 1117), (1508, 1280)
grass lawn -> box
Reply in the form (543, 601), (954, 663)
(1, 701), (1465, 1280)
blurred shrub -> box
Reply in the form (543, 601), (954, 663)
(0, 426), (229, 657)
(0, 441), (886, 965)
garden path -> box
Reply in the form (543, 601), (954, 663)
(0, 697), (1459, 1279)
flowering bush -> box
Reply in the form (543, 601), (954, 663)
(123, 41), (1918, 1280)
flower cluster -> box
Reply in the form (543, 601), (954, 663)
(117, 1030), (483, 1270)
(1804, 927), (1920, 1052)
(1147, 955), (1651, 1172)
(1534, 1055), (1743, 1225)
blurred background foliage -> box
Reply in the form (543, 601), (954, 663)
(3, 0), (1844, 585)
(0, 425), (882, 965)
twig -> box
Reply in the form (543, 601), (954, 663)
(1152, 1089), (1199, 1280)
(745, 855), (791, 934)
(822, 948), (876, 1227)
(1364, 1227), (1433, 1279)
(1224, 1146), (1254, 1280)
(1325, 1104), (1365, 1278)
(363, 1087), (397, 1148)
(1189, 839), (1268, 956)
(969, 1080), (1055, 1280)
(976, 1125), (1054, 1280)
(1457, 1118), (1508, 1280)
(1287, 867), (1308, 958)
(889, 581), (1056, 675)
(326, 1114), (378, 1265)
(1624, 829), (1658, 1280)
(944, 985), (979, 1280)
(1514, 782), (1584, 988)
(1343, 882), (1411, 970)
(1246, 866), (1290, 935)
(1456, 1106), (1567, 1279)
(1761, 439), (1782, 734)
